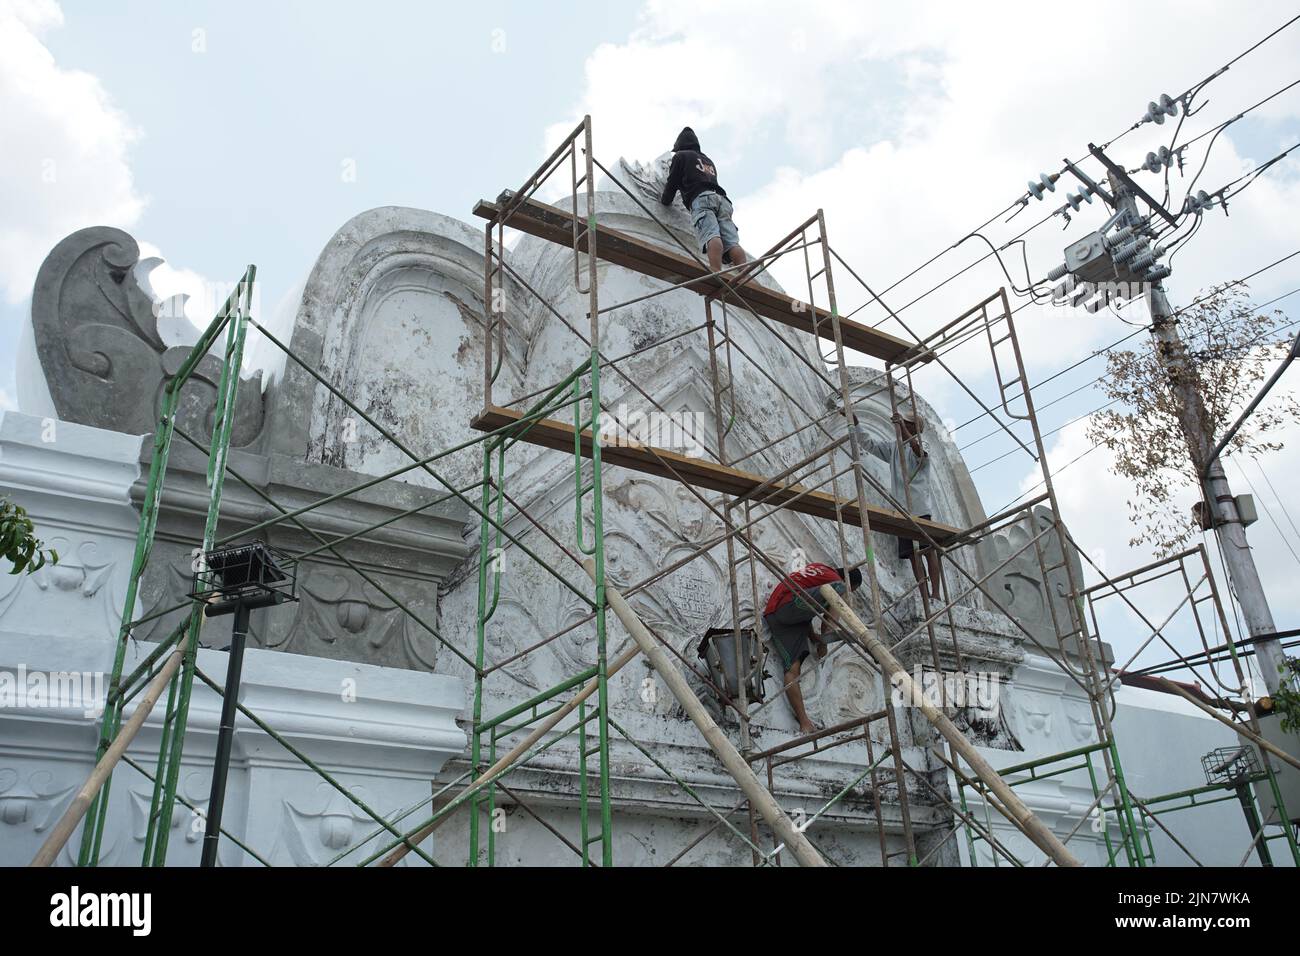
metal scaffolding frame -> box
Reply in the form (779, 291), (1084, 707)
(46, 115), (1296, 869)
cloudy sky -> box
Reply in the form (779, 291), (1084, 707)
(2, 0), (1297, 682)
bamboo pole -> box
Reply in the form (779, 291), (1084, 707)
(819, 584), (1083, 868)
(1155, 676), (1300, 773)
(597, 563), (828, 867)
(31, 648), (185, 867)
(378, 641), (642, 866)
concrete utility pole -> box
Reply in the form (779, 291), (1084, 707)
(1115, 188), (1287, 695)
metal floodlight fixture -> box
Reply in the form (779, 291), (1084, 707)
(193, 540), (297, 616)
(1201, 745), (1274, 867)
(1202, 745), (1260, 786)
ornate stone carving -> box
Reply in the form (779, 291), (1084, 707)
(266, 207), (521, 494)
(981, 505), (1100, 657)
(30, 227), (264, 445)
(128, 772), (208, 849)
(0, 535), (119, 635)
(0, 767), (75, 833)
(279, 785), (383, 866)
(286, 566), (439, 670)
(610, 155), (673, 208)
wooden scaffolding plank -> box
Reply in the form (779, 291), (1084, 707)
(472, 405), (959, 543)
(472, 193), (923, 364)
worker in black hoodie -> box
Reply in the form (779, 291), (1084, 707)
(660, 127), (750, 279)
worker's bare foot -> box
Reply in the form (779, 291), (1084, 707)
(799, 720), (817, 736)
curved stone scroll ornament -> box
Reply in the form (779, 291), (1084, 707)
(31, 226), (264, 445)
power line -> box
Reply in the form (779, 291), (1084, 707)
(995, 439), (1102, 514)
(1212, 13), (1300, 76)
(1203, 324), (1300, 468)
(957, 252), (1299, 442)
(1221, 141), (1300, 203)
(1158, 79), (1300, 222)
(1124, 12), (1300, 149)
(962, 290), (1300, 455)
(1231, 459), (1300, 571)
(971, 252), (1300, 511)
(969, 397), (1121, 474)
(873, 14), (1300, 323)
(1254, 457), (1300, 545)
(848, 28), (1300, 364)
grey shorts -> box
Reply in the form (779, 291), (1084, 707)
(763, 582), (846, 670)
(690, 191), (740, 254)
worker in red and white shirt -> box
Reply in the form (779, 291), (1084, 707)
(763, 562), (862, 735)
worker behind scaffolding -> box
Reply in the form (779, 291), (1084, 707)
(852, 412), (943, 603)
(762, 561), (862, 735)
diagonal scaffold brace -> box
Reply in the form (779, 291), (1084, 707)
(818, 583), (1083, 868)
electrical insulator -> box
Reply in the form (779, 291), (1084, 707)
(1111, 238), (1143, 262)
(1142, 146), (1175, 173)
(1065, 188), (1094, 211)
(1107, 224), (1136, 246)
(1027, 172), (1058, 201)
(1141, 93), (1180, 126)
(1182, 189), (1216, 215)
(1047, 262), (1069, 282)
(1145, 264), (1172, 283)
(1052, 274), (1077, 303)
(1130, 245), (1165, 271)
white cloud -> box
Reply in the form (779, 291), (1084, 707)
(133, 241), (272, 380)
(135, 240), (213, 347)
(0, 0), (145, 304)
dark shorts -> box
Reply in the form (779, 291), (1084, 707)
(898, 515), (933, 560)
(763, 582), (846, 670)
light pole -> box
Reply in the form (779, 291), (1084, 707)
(191, 541), (296, 867)
(1042, 145), (1286, 694)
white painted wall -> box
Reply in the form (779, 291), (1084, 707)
(0, 411), (467, 866)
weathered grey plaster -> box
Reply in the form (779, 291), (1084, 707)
(29, 226), (265, 445)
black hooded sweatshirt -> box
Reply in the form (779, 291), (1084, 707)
(660, 127), (727, 210)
